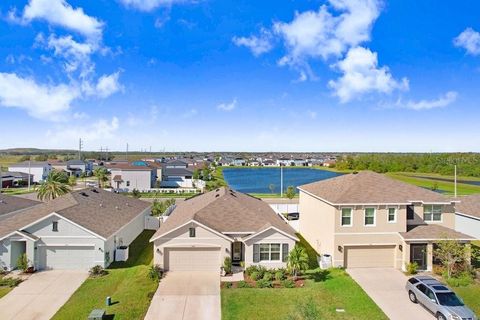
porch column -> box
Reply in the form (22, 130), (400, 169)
(402, 241), (410, 272)
(426, 242), (433, 271)
(26, 240), (36, 270)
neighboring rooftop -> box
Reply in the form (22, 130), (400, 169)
(163, 167), (193, 177)
(0, 189), (151, 240)
(298, 171), (450, 204)
(0, 194), (40, 219)
(152, 187), (297, 240)
(106, 162), (154, 171)
(8, 161), (50, 168)
(455, 194), (480, 219)
(400, 224), (473, 241)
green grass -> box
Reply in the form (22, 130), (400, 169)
(0, 286), (12, 299)
(0, 188), (36, 195)
(386, 172), (480, 195)
(452, 283), (480, 315)
(52, 230), (158, 320)
(221, 268), (387, 320)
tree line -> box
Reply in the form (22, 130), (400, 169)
(333, 153), (480, 177)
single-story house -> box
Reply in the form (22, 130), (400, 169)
(455, 194), (480, 239)
(151, 187), (298, 272)
(0, 189), (151, 271)
(1, 171), (34, 188)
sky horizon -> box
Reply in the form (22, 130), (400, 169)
(1, 0), (480, 153)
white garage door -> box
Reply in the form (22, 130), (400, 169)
(166, 247), (220, 272)
(345, 245), (395, 268)
(39, 246), (96, 270)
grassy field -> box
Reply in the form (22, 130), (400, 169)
(0, 286), (12, 299)
(221, 268), (387, 320)
(52, 231), (158, 320)
(452, 284), (480, 315)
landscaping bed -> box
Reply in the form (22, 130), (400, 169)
(0, 273), (24, 299)
(52, 231), (158, 320)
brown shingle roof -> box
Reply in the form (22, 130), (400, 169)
(400, 224), (473, 240)
(151, 187), (297, 240)
(298, 171), (449, 204)
(0, 194), (40, 219)
(0, 189), (151, 240)
(455, 194), (480, 219)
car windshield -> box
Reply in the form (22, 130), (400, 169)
(436, 292), (464, 306)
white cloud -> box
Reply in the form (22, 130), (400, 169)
(94, 72), (124, 98)
(119, 0), (189, 11)
(232, 29), (273, 56)
(0, 72), (79, 120)
(454, 28), (480, 56)
(46, 117), (120, 143)
(217, 98), (237, 111)
(328, 47), (408, 102)
(17, 0), (103, 40)
(396, 91), (458, 111)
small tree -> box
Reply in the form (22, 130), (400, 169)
(287, 245), (309, 280)
(223, 256), (232, 274)
(193, 169), (200, 180)
(434, 238), (468, 278)
(132, 189), (141, 198)
(17, 253), (29, 272)
(285, 185), (296, 199)
(268, 184), (276, 194)
(68, 175), (77, 186)
(93, 167), (109, 188)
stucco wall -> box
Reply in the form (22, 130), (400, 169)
(110, 169), (154, 191)
(298, 191), (335, 256)
(243, 228), (296, 269)
(7, 166), (50, 183)
(334, 205), (407, 233)
(455, 214), (480, 239)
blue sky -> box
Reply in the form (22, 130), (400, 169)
(0, 0), (479, 152)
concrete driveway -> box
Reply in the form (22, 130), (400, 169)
(0, 270), (88, 320)
(348, 268), (434, 320)
(144, 271), (220, 320)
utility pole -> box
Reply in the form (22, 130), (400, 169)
(0, 164), (3, 193)
(454, 165), (457, 198)
(280, 164), (284, 198)
(126, 143), (129, 161)
(100, 147), (103, 161)
(28, 160), (31, 191)
(78, 138), (83, 160)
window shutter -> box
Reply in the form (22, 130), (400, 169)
(253, 244), (260, 263)
(282, 243), (289, 262)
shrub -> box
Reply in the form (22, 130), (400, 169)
(89, 265), (108, 277)
(16, 253), (28, 272)
(275, 270), (286, 281)
(256, 279), (273, 288)
(445, 271), (474, 287)
(237, 280), (251, 288)
(225, 282), (233, 289)
(256, 265), (267, 278)
(432, 264), (445, 276)
(406, 262), (418, 275)
(223, 257), (232, 275)
(250, 271), (260, 281)
(245, 265), (259, 276)
(148, 264), (163, 281)
(0, 277), (22, 287)
(281, 279), (296, 288)
(263, 272), (273, 281)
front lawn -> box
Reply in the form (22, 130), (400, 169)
(52, 230), (158, 320)
(0, 286), (13, 299)
(453, 283), (480, 315)
(222, 268), (387, 320)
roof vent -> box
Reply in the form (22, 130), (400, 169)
(99, 203), (104, 207)
(215, 194), (220, 198)
(125, 202), (130, 206)
(80, 192), (89, 197)
(92, 189), (99, 193)
(115, 206), (120, 210)
(0, 200), (5, 204)
(216, 188), (220, 192)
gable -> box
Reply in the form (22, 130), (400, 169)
(24, 214), (102, 239)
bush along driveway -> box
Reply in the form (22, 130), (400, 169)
(221, 268), (387, 320)
(52, 230), (159, 320)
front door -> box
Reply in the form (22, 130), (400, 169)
(232, 242), (242, 262)
(410, 244), (427, 270)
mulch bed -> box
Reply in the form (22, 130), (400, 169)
(221, 273), (305, 289)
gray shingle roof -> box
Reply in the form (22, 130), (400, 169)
(455, 194), (480, 219)
(0, 189), (151, 240)
(151, 187), (297, 240)
(0, 194), (40, 219)
(9, 161), (50, 167)
(400, 224), (473, 240)
(298, 171), (449, 204)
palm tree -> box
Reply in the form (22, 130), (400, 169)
(93, 167), (109, 188)
(37, 170), (71, 201)
(287, 245), (309, 280)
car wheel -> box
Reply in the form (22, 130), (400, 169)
(436, 313), (446, 320)
(408, 291), (417, 303)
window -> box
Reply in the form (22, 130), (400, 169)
(416, 283), (427, 295)
(52, 221), (58, 232)
(364, 208), (375, 226)
(341, 208), (352, 226)
(258, 244), (281, 261)
(408, 278), (419, 285)
(189, 227), (195, 237)
(407, 205), (415, 220)
(388, 208), (396, 222)
(126, 181), (130, 187)
(424, 205), (442, 222)
(282, 244), (289, 262)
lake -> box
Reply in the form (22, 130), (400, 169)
(222, 167), (342, 194)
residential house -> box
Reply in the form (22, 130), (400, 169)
(0, 189), (151, 271)
(0, 194), (40, 221)
(454, 194), (480, 239)
(276, 158), (291, 166)
(232, 158), (246, 166)
(8, 161), (51, 183)
(292, 159), (306, 166)
(1, 171), (33, 188)
(298, 171), (472, 271)
(49, 159), (92, 177)
(107, 162), (156, 192)
(161, 160), (194, 188)
(151, 187), (298, 272)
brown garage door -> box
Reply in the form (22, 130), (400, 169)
(166, 247), (220, 272)
(345, 245), (395, 268)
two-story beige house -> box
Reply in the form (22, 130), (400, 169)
(298, 171), (472, 271)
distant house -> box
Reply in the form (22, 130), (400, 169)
(232, 158), (246, 166)
(49, 160), (92, 177)
(292, 159), (306, 166)
(1, 171), (33, 188)
(455, 194), (480, 239)
(8, 161), (51, 183)
(323, 159), (336, 167)
(276, 158), (291, 166)
(263, 159), (276, 166)
(107, 162), (156, 192)
(161, 160), (194, 188)
(0, 189), (151, 271)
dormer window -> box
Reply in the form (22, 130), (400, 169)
(52, 221), (59, 232)
(189, 227), (196, 237)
